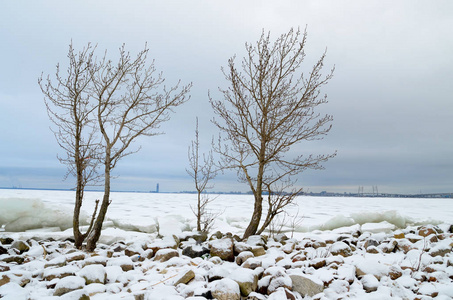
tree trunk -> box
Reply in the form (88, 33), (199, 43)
(243, 193), (263, 239)
(73, 135), (84, 249)
(73, 186), (84, 249)
(197, 191), (201, 232)
(86, 151), (111, 251)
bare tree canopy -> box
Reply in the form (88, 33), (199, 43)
(40, 43), (191, 250)
(39, 43), (102, 249)
(186, 117), (218, 232)
(210, 28), (336, 238)
(86, 45), (191, 251)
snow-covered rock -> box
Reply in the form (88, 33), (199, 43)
(208, 278), (240, 300)
(78, 264), (106, 284)
(210, 237), (234, 262)
(290, 273), (324, 297)
(53, 275), (85, 296)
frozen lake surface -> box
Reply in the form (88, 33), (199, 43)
(1, 188), (452, 237)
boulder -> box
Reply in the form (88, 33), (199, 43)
(329, 241), (352, 257)
(380, 239), (398, 253)
(154, 248), (179, 262)
(45, 256), (67, 268)
(1, 255), (24, 264)
(174, 269), (195, 285)
(236, 251), (254, 265)
(180, 231), (208, 243)
(250, 246), (266, 257)
(107, 256), (134, 271)
(229, 268), (258, 296)
(394, 232), (405, 239)
(309, 258), (326, 269)
(0, 237), (14, 244)
(209, 278), (240, 300)
(43, 265), (78, 281)
(11, 241), (30, 254)
(388, 265), (403, 280)
(234, 242), (252, 255)
(364, 239), (379, 249)
(418, 225), (441, 237)
(182, 245), (210, 258)
(246, 235), (267, 248)
(290, 274), (324, 297)
(0, 275), (10, 287)
(361, 274), (379, 292)
(53, 276), (85, 296)
(242, 257), (262, 269)
(268, 274), (292, 294)
(79, 264), (106, 284)
(210, 237), (234, 262)
(66, 252), (86, 263)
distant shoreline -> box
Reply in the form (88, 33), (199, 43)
(1, 187), (451, 198)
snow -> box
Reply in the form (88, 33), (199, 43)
(1, 189), (453, 299)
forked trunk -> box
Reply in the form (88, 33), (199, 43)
(243, 193), (263, 239)
(86, 153), (111, 251)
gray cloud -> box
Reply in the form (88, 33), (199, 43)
(0, 1), (452, 194)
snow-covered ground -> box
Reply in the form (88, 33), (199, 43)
(1, 189), (452, 299)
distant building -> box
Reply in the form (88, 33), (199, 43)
(156, 183), (159, 193)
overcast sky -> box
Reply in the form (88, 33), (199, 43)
(1, 1), (452, 194)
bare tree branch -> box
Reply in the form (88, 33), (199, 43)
(210, 27), (336, 239)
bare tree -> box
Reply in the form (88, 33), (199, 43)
(39, 43), (103, 249)
(210, 28), (336, 239)
(186, 117), (218, 233)
(41, 43), (191, 251)
(85, 45), (191, 251)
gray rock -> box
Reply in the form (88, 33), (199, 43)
(182, 245), (210, 258)
(2, 255), (25, 264)
(361, 274), (379, 292)
(209, 278), (240, 300)
(330, 241), (352, 257)
(53, 276), (85, 296)
(154, 248), (179, 262)
(229, 268), (258, 296)
(174, 270), (195, 286)
(246, 235), (267, 248)
(210, 237), (234, 262)
(0, 237), (14, 244)
(0, 245), (8, 255)
(0, 275), (10, 286)
(11, 240), (30, 253)
(236, 251), (254, 265)
(79, 264), (106, 284)
(290, 274), (324, 297)
(250, 246), (266, 257)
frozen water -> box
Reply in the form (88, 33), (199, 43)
(1, 189), (452, 236)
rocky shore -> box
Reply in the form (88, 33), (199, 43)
(1, 223), (453, 299)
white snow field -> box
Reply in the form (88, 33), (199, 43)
(1, 189), (453, 299)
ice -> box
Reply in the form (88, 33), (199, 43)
(0, 197), (83, 232)
(1, 190), (453, 235)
